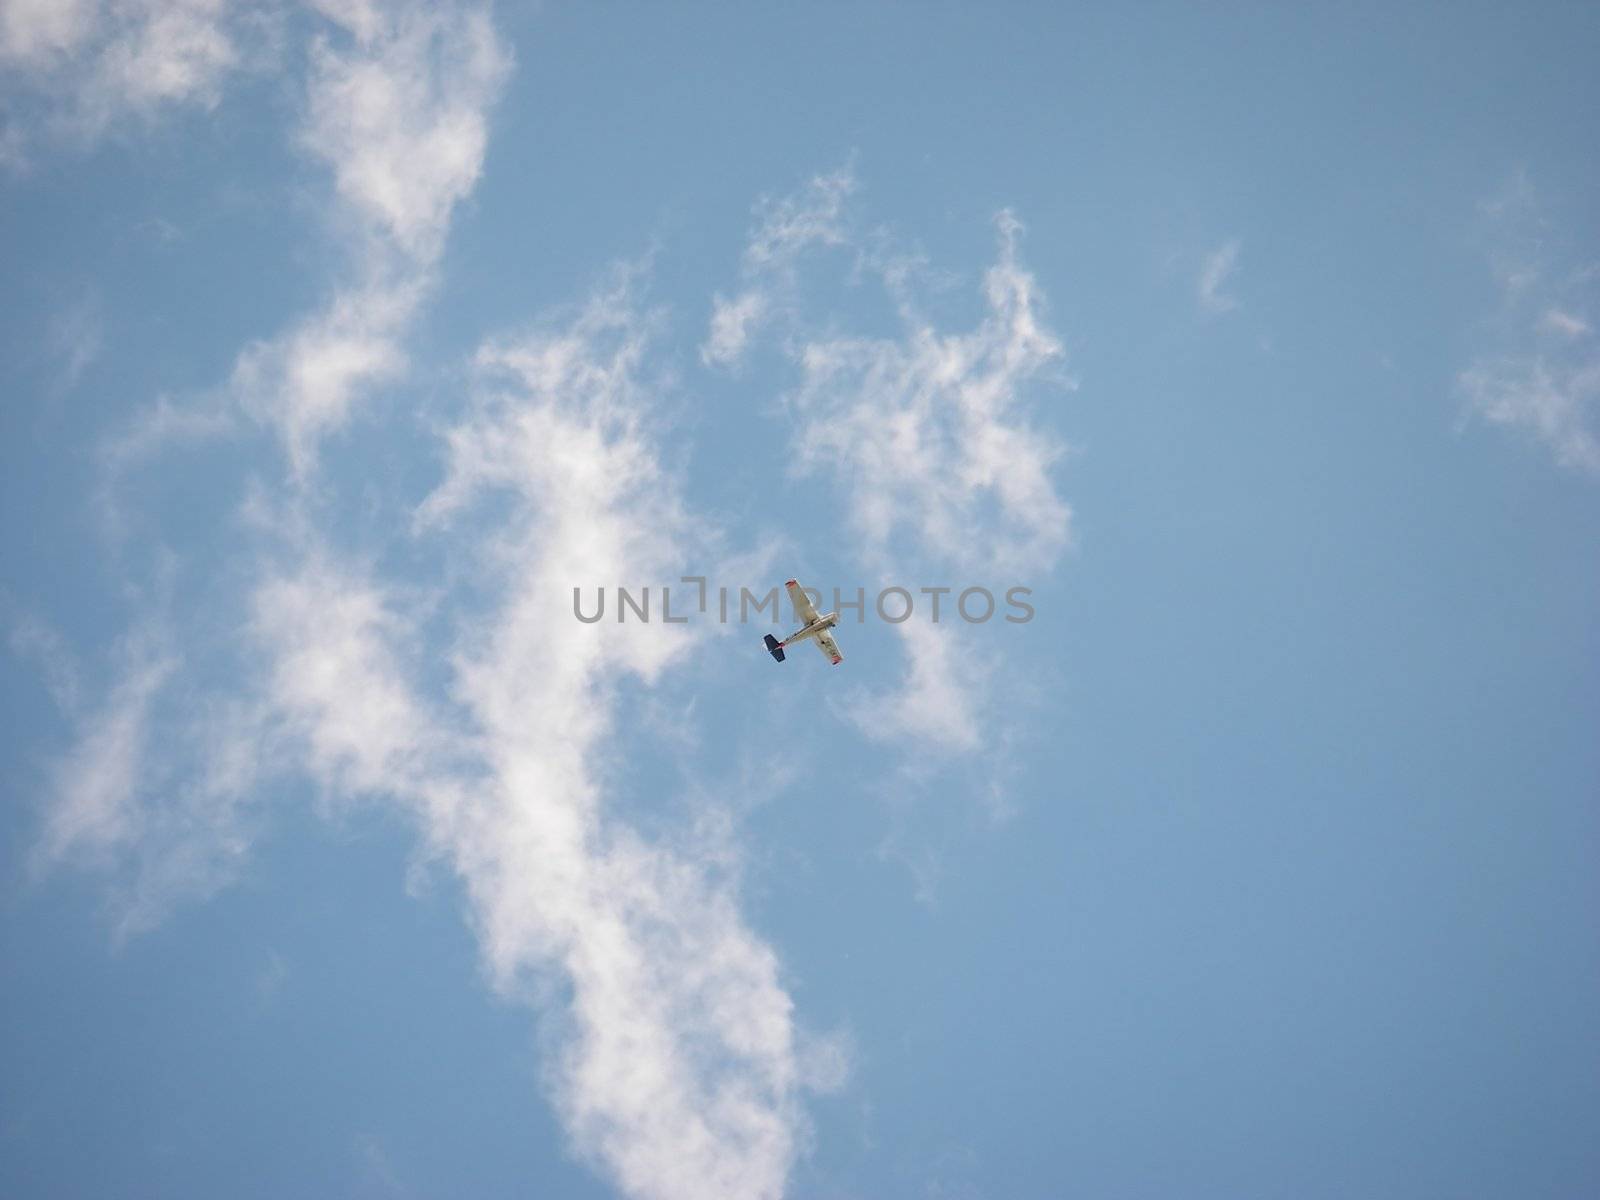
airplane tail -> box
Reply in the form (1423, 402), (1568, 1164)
(763, 634), (786, 662)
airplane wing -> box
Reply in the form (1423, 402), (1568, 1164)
(814, 629), (843, 665)
(785, 579), (819, 626)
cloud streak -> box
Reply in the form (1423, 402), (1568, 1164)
(29, 608), (264, 938)
(1459, 178), (1600, 474)
(232, 0), (510, 477)
(711, 181), (1073, 758)
(37, 9), (827, 1197)
(1460, 354), (1600, 472)
(701, 167), (855, 368)
(246, 285), (826, 1199)
(1197, 237), (1241, 314)
(797, 212), (1069, 754)
(35, 628), (174, 870)
(0, 0), (250, 163)
(101, 2), (510, 479)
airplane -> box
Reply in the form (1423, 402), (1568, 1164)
(763, 579), (844, 666)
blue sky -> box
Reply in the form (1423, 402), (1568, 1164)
(3, 3), (1598, 1198)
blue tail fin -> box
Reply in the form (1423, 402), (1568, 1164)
(763, 634), (786, 662)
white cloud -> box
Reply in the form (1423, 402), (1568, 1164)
(0, 0), (250, 159)
(1460, 177), (1600, 474)
(230, 272), (422, 478)
(1197, 237), (1241, 313)
(48, 287), (103, 391)
(29, 611), (270, 937)
(82, 0), (240, 124)
(352, 1131), (408, 1196)
(300, 1), (509, 262)
(1540, 308), (1591, 339)
(700, 167), (855, 368)
(849, 622), (985, 754)
(236, 2), (507, 476)
(690, 177), (1086, 797)
(304, 0), (388, 44)
(35, 13), (829, 1196)
(0, 0), (98, 67)
(1459, 356), (1600, 472)
(705, 179), (1073, 758)
(6, 611), (83, 713)
(743, 167), (854, 272)
(250, 552), (437, 801)
(701, 289), (768, 368)
(254, 947), (290, 1003)
(790, 212), (1070, 577)
(34, 629), (173, 868)
(96, 393), (240, 541)
(57, 273), (831, 1196)
(243, 286), (827, 1200)
(112, 1), (511, 479)
(781, 211), (1071, 752)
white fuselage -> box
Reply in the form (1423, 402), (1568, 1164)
(780, 612), (838, 647)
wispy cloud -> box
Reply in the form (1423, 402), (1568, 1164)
(243, 283), (829, 1199)
(0, 0), (255, 165)
(254, 948), (290, 1004)
(47, 288), (103, 391)
(229, 272), (424, 478)
(750, 200), (1072, 755)
(854, 622), (986, 754)
(744, 166), (855, 271)
(701, 167), (855, 368)
(299, 2), (507, 264)
(1197, 237), (1241, 314)
(1538, 308), (1590, 339)
(701, 288), (769, 370)
(98, 2), (509, 481)
(36, 13), (830, 1197)
(697, 178), (1076, 912)
(49, 273), (831, 1195)
(0, 0), (99, 65)
(1459, 176), (1600, 474)
(353, 1131), (409, 1197)
(789, 211), (1070, 579)
(34, 626), (174, 870)
(6, 610), (83, 713)
(1459, 356), (1600, 472)
(231, 1), (510, 478)
(27, 609), (264, 939)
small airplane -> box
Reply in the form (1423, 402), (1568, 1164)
(763, 579), (843, 666)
